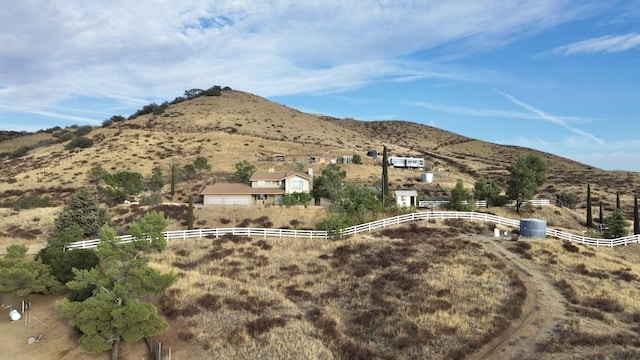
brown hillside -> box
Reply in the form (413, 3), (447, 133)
(0, 88), (639, 245)
(2, 89), (640, 360)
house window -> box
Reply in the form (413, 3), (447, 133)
(257, 194), (265, 200)
(291, 179), (303, 189)
(257, 180), (265, 187)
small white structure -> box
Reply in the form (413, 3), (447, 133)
(421, 173), (434, 183)
(9, 309), (21, 322)
(394, 190), (418, 208)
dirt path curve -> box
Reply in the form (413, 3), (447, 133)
(467, 238), (568, 360)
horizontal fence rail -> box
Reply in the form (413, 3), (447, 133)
(66, 211), (639, 250)
(418, 199), (550, 208)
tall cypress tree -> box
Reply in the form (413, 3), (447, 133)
(187, 196), (194, 230)
(634, 195), (639, 235)
(170, 163), (178, 197)
(599, 202), (604, 232)
(616, 192), (621, 209)
(586, 183), (593, 228)
(382, 146), (389, 208)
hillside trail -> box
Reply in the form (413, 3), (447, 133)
(467, 238), (568, 360)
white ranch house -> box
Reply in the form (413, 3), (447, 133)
(201, 171), (312, 206)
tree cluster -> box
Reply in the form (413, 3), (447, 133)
(57, 211), (175, 359)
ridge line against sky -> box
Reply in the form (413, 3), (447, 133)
(0, 1), (639, 171)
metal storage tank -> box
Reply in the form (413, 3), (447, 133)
(520, 218), (547, 238)
(421, 173), (434, 183)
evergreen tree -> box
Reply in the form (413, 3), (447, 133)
(505, 154), (547, 212)
(443, 179), (471, 211)
(382, 146), (389, 208)
(87, 165), (108, 185)
(187, 196), (194, 230)
(55, 188), (109, 238)
(147, 166), (164, 193)
(170, 163), (179, 197)
(311, 164), (346, 202)
(98, 171), (144, 206)
(234, 160), (257, 183)
(473, 176), (501, 208)
(616, 192), (621, 209)
(599, 202), (604, 231)
(604, 209), (629, 239)
(634, 195), (639, 235)
(0, 244), (64, 298)
(56, 212), (175, 360)
(193, 156), (212, 179)
(586, 184), (593, 228)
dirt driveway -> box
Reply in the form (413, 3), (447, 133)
(468, 238), (568, 360)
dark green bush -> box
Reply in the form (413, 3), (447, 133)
(65, 136), (93, 150)
(281, 192), (312, 207)
(9, 146), (30, 158)
(555, 191), (577, 209)
(56, 132), (75, 143)
(74, 125), (93, 137)
(0, 193), (52, 209)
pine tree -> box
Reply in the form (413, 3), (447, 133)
(604, 209), (629, 238)
(56, 211), (175, 360)
(54, 188), (108, 238)
(505, 154), (547, 213)
(586, 184), (593, 228)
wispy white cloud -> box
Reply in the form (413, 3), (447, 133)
(403, 99), (597, 125)
(492, 90), (605, 145)
(0, 1), (599, 118)
(551, 33), (640, 55)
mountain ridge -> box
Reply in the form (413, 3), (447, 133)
(0, 89), (637, 211)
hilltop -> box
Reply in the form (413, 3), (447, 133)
(2, 89), (640, 359)
(1, 89), (637, 239)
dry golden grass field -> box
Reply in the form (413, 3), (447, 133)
(2, 89), (640, 359)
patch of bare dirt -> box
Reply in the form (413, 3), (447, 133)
(0, 294), (148, 360)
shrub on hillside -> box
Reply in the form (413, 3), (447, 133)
(0, 193), (52, 210)
(74, 125), (93, 137)
(555, 191), (577, 209)
(9, 146), (30, 158)
(56, 131), (75, 143)
(140, 192), (163, 206)
(65, 136), (93, 150)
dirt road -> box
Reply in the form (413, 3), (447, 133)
(467, 238), (568, 360)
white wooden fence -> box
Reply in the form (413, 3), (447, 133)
(65, 211), (639, 250)
(418, 199), (550, 208)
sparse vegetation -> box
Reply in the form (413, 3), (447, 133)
(151, 223), (526, 359)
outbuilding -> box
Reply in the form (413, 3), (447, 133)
(394, 190), (418, 208)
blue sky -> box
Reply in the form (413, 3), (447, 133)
(1, 1), (639, 171)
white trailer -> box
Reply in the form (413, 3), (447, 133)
(387, 156), (425, 169)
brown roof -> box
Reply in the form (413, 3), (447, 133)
(250, 171), (312, 181)
(201, 183), (284, 195)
